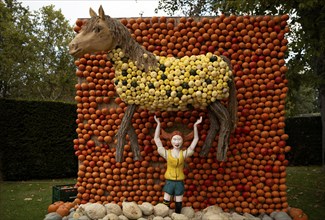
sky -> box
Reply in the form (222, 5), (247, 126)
(20, 0), (173, 25)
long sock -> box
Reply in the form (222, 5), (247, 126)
(163, 199), (170, 208)
(175, 201), (182, 213)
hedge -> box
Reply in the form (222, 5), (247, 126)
(285, 114), (322, 165)
(0, 99), (78, 181)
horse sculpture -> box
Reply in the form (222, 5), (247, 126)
(69, 6), (237, 162)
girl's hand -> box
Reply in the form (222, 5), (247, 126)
(194, 116), (203, 126)
(154, 115), (160, 124)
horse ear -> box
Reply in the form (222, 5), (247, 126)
(98, 5), (107, 20)
(89, 7), (97, 18)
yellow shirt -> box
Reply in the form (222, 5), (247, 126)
(164, 149), (185, 181)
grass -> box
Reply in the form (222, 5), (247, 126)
(0, 178), (76, 220)
(286, 166), (325, 220)
(0, 167), (324, 220)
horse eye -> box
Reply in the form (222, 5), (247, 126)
(93, 27), (101, 33)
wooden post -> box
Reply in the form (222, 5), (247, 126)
(210, 101), (231, 161)
(116, 104), (136, 162)
(200, 106), (220, 157)
(127, 124), (141, 161)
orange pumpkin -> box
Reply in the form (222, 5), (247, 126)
(56, 204), (70, 217)
(289, 207), (304, 217)
(63, 201), (75, 210)
(293, 213), (308, 220)
(47, 201), (64, 213)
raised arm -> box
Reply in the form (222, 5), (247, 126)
(188, 116), (203, 151)
(153, 115), (163, 149)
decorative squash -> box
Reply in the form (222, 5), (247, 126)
(47, 204), (58, 213)
(289, 207), (304, 218)
(273, 212), (292, 220)
(63, 201), (75, 210)
(293, 213), (309, 220)
(288, 207), (308, 220)
(47, 201), (64, 213)
(44, 212), (63, 220)
(84, 203), (107, 219)
(56, 204), (70, 217)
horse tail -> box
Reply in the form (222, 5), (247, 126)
(220, 55), (237, 132)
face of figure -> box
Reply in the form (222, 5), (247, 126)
(171, 135), (183, 149)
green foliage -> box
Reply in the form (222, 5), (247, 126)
(0, 0), (76, 102)
(0, 0), (35, 98)
(0, 99), (78, 181)
(157, 0), (324, 116)
(156, 0), (218, 17)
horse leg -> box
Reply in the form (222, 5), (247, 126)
(227, 76), (238, 133)
(200, 106), (220, 157)
(116, 104), (136, 162)
(210, 101), (231, 161)
(127, 123), (141, 161)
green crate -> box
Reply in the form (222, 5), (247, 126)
(52, 184), (77, 203)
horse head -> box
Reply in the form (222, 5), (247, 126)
(69, 6), (116, 58)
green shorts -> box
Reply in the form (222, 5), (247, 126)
(163, 180), (184, 196)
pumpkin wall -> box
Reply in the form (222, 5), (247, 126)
(72, 14), (290, 215)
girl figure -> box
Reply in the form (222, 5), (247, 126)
(154, 115), (203, 213)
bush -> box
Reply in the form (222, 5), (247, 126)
(0, 99), (78, 180)
(285, 114), (322, 165)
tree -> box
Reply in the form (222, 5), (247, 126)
(29, 5), (77, 101)
(157, 0), (325, 165)
(0, 0), (35, 99)
(0, 0), (76, 102)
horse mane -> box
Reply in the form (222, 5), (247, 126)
(82, 15), (157, 71)
(105, 16), (157, 70)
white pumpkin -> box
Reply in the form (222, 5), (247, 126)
(273, 212), (292, 220)
(171, 213), (189, 220)
(101, 213), (119, 220)
(122, 201), (142, 220)
(105, 203), (122, 216)
(202, 212), (230, 220)
(180, 207), (195, 219)
(118, 215), (128, 220)
(44, 212), (63, 220)
(153, 204), (169, 217)
(138, 202), (154, 216)
(84, 203), (106, 219)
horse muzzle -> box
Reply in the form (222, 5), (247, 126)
(68, 43), (82, 57)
